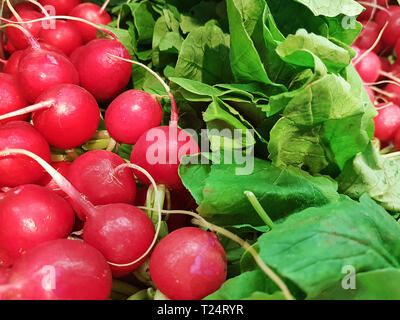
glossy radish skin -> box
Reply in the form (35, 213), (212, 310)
(39, 20), (83, 56)
(3, 239), (112, 300)
(0, 185), (75, 259)
(32, 84), (100, 149)
(0, 73), (29, 124)
(38, 0), (82, 15)
(67, 150), (137, 220)
(83, 203), (155, 277)
(381, 11), (400, 48)
(149, 227), (227, 300)
(105, 90), (163, 145)
(17, 48), (79, 103)
(3, 51), (24, 76)
(0, 247), (13, 269)
(353, 49), (381, 83)
(72, 39), (132, 102)
(374, 103), (400, 142)
(0, 121), (51, 187)
(6, 11), (44, 50)
(37, 161), (72, 198)
(131, 126), (200, 190)
(69, 3), (112, 43)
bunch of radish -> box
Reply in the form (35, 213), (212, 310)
(353, 0), (400, 150)
(0, 0), (227, 300)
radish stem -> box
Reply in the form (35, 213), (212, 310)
(244, 191), (275, 229)
(0, 100), (53, 121)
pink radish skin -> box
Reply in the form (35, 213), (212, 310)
(0, 149), (157, 278)
(353, 49), (382, 83)
(381, 10), (400, 48)
(37, 161), (72, 198)
(357, 0), (388, 21)
(38, 0), (82, 15)
(0, 73), (29, 124)
(0, 247), (13, 268)
(17, 46), (79, 103)
(0, 184), (75, 259)
(32, 84), (100, 149)
(6, 11), (44, 50)
(2, 239), (112, 300)
(14, 2), (39, 14)
(130, 126), (200, 190)
(83, 203), (155, 278)
(69, 3), (112, 43)
(38, 20), (83, 56)
(384, 83), (400, 106)
(67, 150), (137, 220)
(105, 90), (164, 145)
(3, 51), (24, 75)
(0, 122), (51, 187)
(149, 227), (227, 300)
(374, 103), (400, 142)
(72, 38), (132, 102)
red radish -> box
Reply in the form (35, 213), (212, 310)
(396, 39), (400, 62)
(0, 149), (160, 278)
(374, 103), (400, 142)
(37, 161), (72, 198)
(17, 45), (80, 103)
(0, 184), (75, 259)
(364, 85), (375, 104)
(374, 5), (400, 28)
(384, 83), (400, 106)
(67, 150), (137, 220)
(380, 10), (400, 48)
(353, 49), (382, 83)
(149, 227), (227, 300)
(353, 21), (382, 53)
(38, 20), (83, 56)
(0, 73), (29, 124)
(14, 2), (39, 14)
(72, 38), (132, 102)
(69, 44), (84, 62)
(378, 56), (391, 81)
(105, 90), (163, 145)
(357, 0), (388, 21)
(31, 84), (100, 149)
(2, 239), (112, 300)
(6, 11), (44, 50)
(38, 0), (82, 15)
(83, 203), (155, 277)
(0, 122), (51, 187)
(131, 126), (200, 190)
(69, 3), (112, 43)
(393, 126), (400, 151)
(3, 40), (16, 54)
(3, 50), (24, 75)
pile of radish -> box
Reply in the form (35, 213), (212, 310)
(353, 0), (400, 151)
(0, 0), (226, 300)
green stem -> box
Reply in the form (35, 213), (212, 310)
(244, 191), (275, 230)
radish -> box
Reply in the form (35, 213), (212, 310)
(0, 247), (13, 269)
(6, 10), (44, 50)
(354, 21), (382, 53)
(67, 150), (137, 220)
(2, 239), (112, 300)
(149, 227), (227, 300)
(69, 3), (112, 43)
(105, 57), (200, 190)
(72, 38), (132, 102)
(396, 39), (400, 62)
(0, 184), (75, 259)
(31, 84), (100, 149)
(373, 103), (400, 142)
(16, 44), (80, 103)
(384, 82), (400, 106)
(38, 20), (83, 56)
(357, 0), (388, 21)
(37, 161), (72, 198)
(380, 10), (400, 48)
(38, 0), (82, 15)
(353, 48), (382, 83)
(0, 149), (160, 278)
(105, 89), (164, 145)
(2, 50), (24, 75)
(0, 122), (51, 187)
(0, 73), (29, 124)
(14, 2), (39, 14)
(365, 85), (375, 104)
(375, 5), (400, 28)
